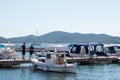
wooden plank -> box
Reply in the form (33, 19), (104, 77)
(0, 59), (31, 65)
(66, 56), (119, 64)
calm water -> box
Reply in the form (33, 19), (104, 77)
(0, 64), (120, 80)
(1, 43), (120, 80)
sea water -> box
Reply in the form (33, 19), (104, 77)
(0, 64), (120, 80)
(0, 43), (120, 80)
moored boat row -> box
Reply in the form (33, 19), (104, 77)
(0, 43), (120, 73)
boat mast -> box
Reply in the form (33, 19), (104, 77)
(36, 29), (41, 44)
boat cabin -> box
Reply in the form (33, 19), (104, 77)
(68, 44), (89, 57)
(37, 52), (66, 65)
(36, 46), (68, 65)
(68, 43), (108, 57)
(89, 43), (107, 56)
(105, 45), (120, 56)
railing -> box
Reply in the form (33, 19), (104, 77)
(15, 48), (45, 52)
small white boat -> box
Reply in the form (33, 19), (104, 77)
(0, 43), (17, 59)
(31, 46), (77, 73)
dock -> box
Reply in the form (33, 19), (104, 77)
(0, 55), (119, 67)
(0, 59), (30, 64)
(66, 56), (119, 64)
(0, 59), (31, 67)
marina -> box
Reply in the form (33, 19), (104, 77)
(0, 56), (119, 67)
(1, 0), (120, 79)
(0, 43), (120, 80)
(0, 43), (120, 67)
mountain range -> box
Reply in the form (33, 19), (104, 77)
(1, 31), (120, 43)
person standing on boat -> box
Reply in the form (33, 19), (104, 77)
(29, 44), (34, 60)
(21, 42), (26, 60)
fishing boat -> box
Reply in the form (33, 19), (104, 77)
(31, 45), (77, 73)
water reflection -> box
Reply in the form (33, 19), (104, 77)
(16, 66), (77, 80)
(0, 64), (120, 80)
(29, 69), (77, 80)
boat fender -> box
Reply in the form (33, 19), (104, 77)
(64, 63), (67, 67)
(63, 63), (67, 71)
(43, 66), (48, 72)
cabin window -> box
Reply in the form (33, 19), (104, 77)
(38, 58), (45, 63)
(96, 45), (103, 52)
(61, 54), (64, 58)
(56, 54), (59, 57)
(46, 54), (51, 59)
(71, 47), (77, 53)
(71, 46), (81, 54)
(49, 50), (54, 52)
(56, 54), (64, 58)
(41, 59), (45, 63)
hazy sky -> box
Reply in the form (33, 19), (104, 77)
(0, 0), (120, 38)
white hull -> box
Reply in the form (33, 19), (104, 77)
(32, 59), (76, 73)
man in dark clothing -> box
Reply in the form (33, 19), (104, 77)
(21, 42), (26, 60)
(29, 44), (34, 60)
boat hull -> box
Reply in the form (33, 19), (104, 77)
(32, 61), (76, 73)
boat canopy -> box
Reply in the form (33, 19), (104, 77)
(68, 44), (89, 54)
(89, 43), (107, 56)
(68, 43), (108, 57)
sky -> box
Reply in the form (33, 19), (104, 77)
(0, 0), (120, 38)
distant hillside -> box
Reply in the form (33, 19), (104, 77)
(8, 35), (38, 43)
(39, 31), (120, 43)
(0, 37), (8, 43)
(1, 31), (120, 43)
